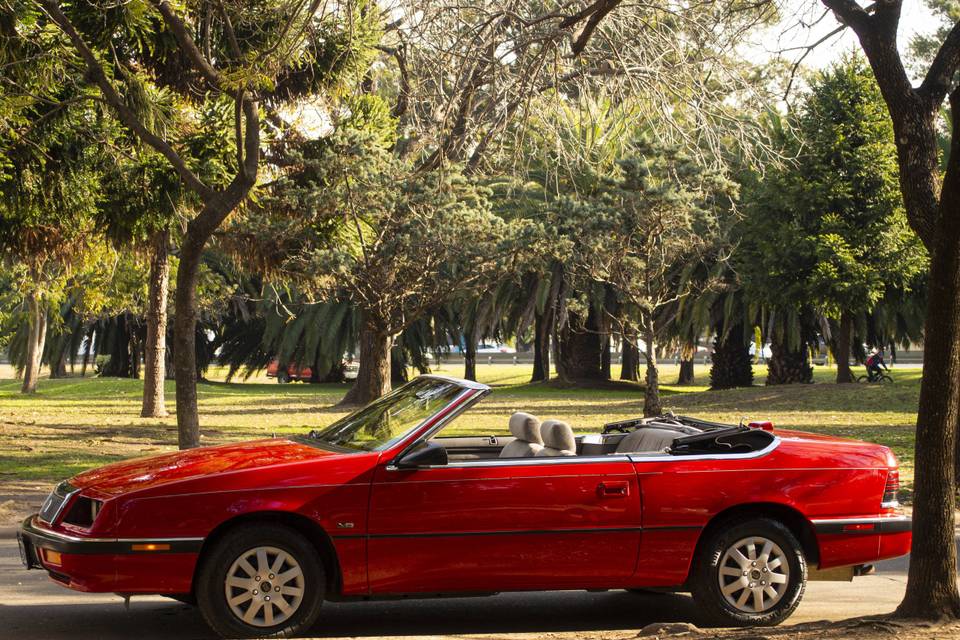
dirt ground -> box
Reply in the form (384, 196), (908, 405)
(421, 619), (960, 640)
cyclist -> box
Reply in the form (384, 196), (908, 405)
(865, 348), (888, 382)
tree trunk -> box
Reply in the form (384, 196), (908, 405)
(141, 230), (169, 418)
(341, 316), (392, 406)
(530, 311), (551, 382)
(896, 93), (960, 618)
(558, 308), (604, 381)
(677, 354), (695, 385)
(898, 217), (960, 617)
(463, 333), (477, 382)
(173, 235), (204, 449)
(620, 331), (640, 381)
(601, 334), (612, 379)
(766, 338), (813, 385)
(835, 311), (854, 383)
(173, 179), (256, 449)
(710, 323), (754, 389)
(21, 291), (45, 394)
(49, 345), (67, 379)
(642, 316), (661, 417)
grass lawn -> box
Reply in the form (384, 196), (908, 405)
(0, 361), (921, 494)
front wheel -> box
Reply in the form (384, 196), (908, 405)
(879, 374), (894, 384)
(196, 524), (325, 638)
(690, 518), (806, 627)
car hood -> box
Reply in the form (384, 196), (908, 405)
(70, 438), (342, 497)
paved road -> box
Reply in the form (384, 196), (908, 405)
(2, 533), (945, 640)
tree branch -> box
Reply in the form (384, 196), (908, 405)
(39, 0), (214, 200)
(920, 19), (960, 105)
(153, 0), (222, 86)
(820, 0), (873, 36)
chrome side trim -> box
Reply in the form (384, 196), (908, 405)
(627, 436), (782, 463)
(388, 433), (781, 470)
(809, 515), (911, 526)
(27, 516), (203, 544)
(388, 455), (633, 471)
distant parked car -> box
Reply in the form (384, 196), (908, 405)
(446, 343), (516, 354)
(749, 343), (772, 361)
(266, 359), (359, 383)
(19, 375), (909, 637)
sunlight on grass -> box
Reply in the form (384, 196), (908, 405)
(0, 362), (920, 490)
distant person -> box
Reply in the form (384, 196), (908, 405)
(865, 348), (888, 381)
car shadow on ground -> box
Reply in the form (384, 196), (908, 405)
(0, 591), (701, 640)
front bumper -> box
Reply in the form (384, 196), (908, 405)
(17, 515), (203, 593)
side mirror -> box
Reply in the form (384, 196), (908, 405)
(395, 441), (448, 468)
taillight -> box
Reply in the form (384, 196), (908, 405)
(882, 469), (900, 508)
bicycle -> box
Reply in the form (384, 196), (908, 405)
(856, 369), (893, 384)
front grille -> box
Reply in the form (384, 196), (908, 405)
(38, 481), (78, 524)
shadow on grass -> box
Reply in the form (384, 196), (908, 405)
(0, 452), (125, 481)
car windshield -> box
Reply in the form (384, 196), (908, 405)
(309, 378), (464, 452)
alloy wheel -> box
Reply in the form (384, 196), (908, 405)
(224, 545), (305, 628)
(717, 536), (790, 613)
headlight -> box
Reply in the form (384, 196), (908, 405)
(38, 481), (77, 524)
(62, 496), (104, 528)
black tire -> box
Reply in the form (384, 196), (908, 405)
(196, 524), (325, 639)
(690, 517), (806, 627)
(856, 375), (869, 383)
(880, 375), (894, 384)
(277, 372), (291, 384)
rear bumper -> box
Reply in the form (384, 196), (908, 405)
(17, 515), (202, 593)
(811, 515), (911, 570)
(811, 515), (911, 535)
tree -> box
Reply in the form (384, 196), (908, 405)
(789, 56), (925, 383)
(259, 129), (511, 404)
(27, 0), (378, 447)
(0, 85), (102, 392)
(385, 0), (778, 173)
(819, 0), (960, 618)
(570, 141), (736, 415)
(100, 151), (187, 416)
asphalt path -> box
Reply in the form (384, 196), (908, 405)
(1, 532), (952, 640)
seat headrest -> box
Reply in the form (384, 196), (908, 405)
(540, 419), (576, 452)
(509, 412), (543, 444)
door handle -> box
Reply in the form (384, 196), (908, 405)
(597, 481), (630, 498)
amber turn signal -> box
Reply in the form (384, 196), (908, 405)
(131, 543), (171, 552)
(43, 549), (62, 565)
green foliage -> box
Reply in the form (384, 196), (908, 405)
(739, 54), (927, 347)
(563, 139), (737, 321)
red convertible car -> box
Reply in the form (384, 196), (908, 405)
(18, 375), (910, 638)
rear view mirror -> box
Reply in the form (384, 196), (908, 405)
(395, 441), (448, 468)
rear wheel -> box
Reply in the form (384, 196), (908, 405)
(856, 375), (869, 383)
(690, 517), (806, 627)
(277, 372), (291, 384)
(196, 524), (325, 638)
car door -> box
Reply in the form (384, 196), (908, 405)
(365, 455), (641, 594)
